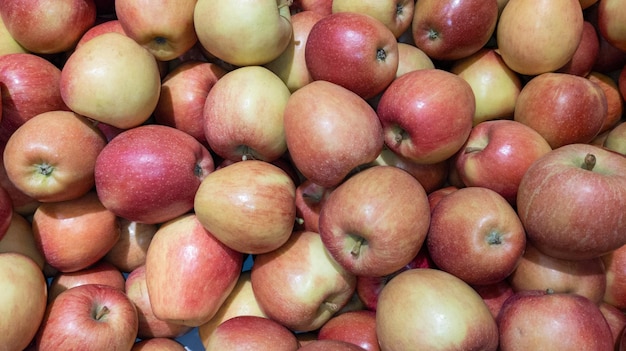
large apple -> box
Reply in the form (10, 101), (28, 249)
(376, 268), (499, 350)
(0, 213), (46, 269)
(203, 316), (300, 351)
(597, 0), (626, 52)
(318, 165), (431, 277)
(103, 218), (158, 273)
(331, 0), (415, 38)
(145, 213), (243, 327)
(94, 124), (215, 225)
(60, 32), (162, 130)
(516, 143), (626, 260)
(0, 0), (96, 54)
(411, 0), (498, 61)
(318, 310), (379, 351)
(283, 80), (384, 188)
(305, 12), (398, 100)
(376, 68), (475, 164)
(194, 0), (292, 66)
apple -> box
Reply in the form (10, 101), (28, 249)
(0, 0), (96, 54)
(145, 213), (243, 327)
(597, 0), (626, 52)
(318, 310), (379, 351)
(34, 284), (139, 350)
(516, 143), (626, 261)
(305, 11), (398, 100)
(507, 242), (607, 304)
(0, 185), (12, 239)
(588, 71), (624, 134)
(411, 0), (498, 61)
(557, 21), (600, 77)
(0, 252), (48, 351)
(602, 243), (626, 310)
(154, 60), (226, 147)
(599, 301), (626, 349)
(94, 124), (215, 225)
(283, 80), (384, 188)
(125, 265), (193, 339)
(291, 0), (333, 16)
(620, 64), (626, 99)
(203, 66), (291, 162)
(3, 110), (107, 203)
(103, 218), (159, 273)
(496, 0), (584, 75)
(395, 42), (435, 77)
(331, 0), (415, 38)
(47, 261), (126, 302)
(376, 268), (499, 350)
(294, 179), (335, 233)
(194, 0), (293, 66)
(203, 315), (299, 351)
(75, 19), (128, 48)
(427, 185), (460, 211)
(497, 290), (614, 350)
(376, 68), (475, 164)
(453, 119), (553, 204)
(318, 165), (431, 277)
(0, 213), (46, 269)
(250, 230), (357, 332)
(299, 340), (367, 351)
(131, 338), (186, 351)
(471, 280), (515, 319)
(60, 32), (162, 130)
(0, 53), (68, 145)
(450, 48), (523, 126)
(115, 0), (198, 61)
(32, 191), (121, 273)
(0, 14), (28, 55)
(194, 160), (296, 254)
(513, 72), (608, 149)
(592, 28), (626, 74)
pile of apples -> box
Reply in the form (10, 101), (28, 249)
(1, 0), (626, 350)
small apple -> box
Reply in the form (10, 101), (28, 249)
(204, 316), (299, 351)
(47, 260), (126, 302)
(131, 338), (186, 351)
(588, 71), (624, 134)
(471, 280), (515, 319)
(103, 218), (158, 273)
(599, 301), (626, 349)
(75, 19), (128, 49)
(298, 340), (367, 351)
(318, 310), (379, 351)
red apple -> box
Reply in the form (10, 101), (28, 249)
(292, 0), (333, 16)
(318, 310), (379, 351)
(204, 316), (299, 351)
(95, 124), (215, 224)
(35, 284), (139, 350)
(103, 218), (158, 273)
(0, 212), (46, 269)
(471, 280), (515, 319)
(620, 64), (626, 99)
(588, 71), (624, 134)
(131, 338), (186, 351)
(47, 261), (126, 302)
(427, 185), (460, 212)
(305, 11), (399, 100)
(557, 21), (600, 77)
(0, 184), (12, 240)
(602, 243), (626, 310)
(376, 68), (475, 164)
(0, 14), (28, 56)
(294, 179), (335, 233)
(599, 301), (626, 349)
(299, 340), (367, 351)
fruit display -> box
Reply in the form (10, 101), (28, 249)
(1, 0), (626, 350)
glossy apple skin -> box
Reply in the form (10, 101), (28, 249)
(376, 68), (475, 164)
(318, 310), (379, 351)
(204, 316), (299, 351)
(95, 124), (214, 225)
(411, 0), (498, 61)
(557, 21), (600, 77)
(497, 290), (614, 351)
(513, 72), (608, 149)
(305, 12), (399, 100)
(516, 143), (626, 261)
(0, 15), (28, 56)
(507, 243), (607, 304)
(47, 260), (126, 302)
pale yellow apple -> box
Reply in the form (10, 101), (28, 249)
(332, 0), (415, 38)
(396, 42), (435, 77)
(0, 15), (28, 56)
(0, 213), (45, 269)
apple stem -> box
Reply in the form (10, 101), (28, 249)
(351, 237), (364, 257)
(94, 305), (110, 321)
(278, 0), (293, 8)
(464, 146), (484, 154)
(295, 217), (304, 225)
(545, 288), (555, 295)
(582, 153), (596, 171)
(324, 301), (339, 312)
(37, 163), (54, 176)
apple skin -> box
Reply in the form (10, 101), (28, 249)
(331, 0), (415, 39)
(376, 268), (499, 351)
(305, 11), (399, 100)
(75, 19), (128, 48)
(588, 71), (624, 134)
(283, 80), (384, 188)
(291, 0), (333, 16)
(145, 213), (243, 327)
(454, 119), (553, 204)
(318, 165), (431, 277)
(517, 143), (626, 261)
(599, 301), (626, 349)
(131, 338), (186, 351)
(620, 64), (626, 100)
(204, 316), (299, 351)
(602, 243), (626, 310)
(497, 290), (614, 351)
(557, 21), (600, 77)
(94, 124), (215, 225)
(411, 0), (499, 61)
(318, 310), (379, 351)
(0, 212), (46, 269)
(34, 284), (139, 351)
(250, 230), (357, 332)
(47, 260), (125, 303)
(0, 252), (48, 351)
(603, 121), (626, 156)
(294, 179), (335, 233)
(0, 0), (96, 54)
(0, 185), (12, 240)
(299, 340), (367, 351)
(513, 72), (608, 149)
(496, 0), (583, 75)
(507, 242), (607, 304)
(395, 42), (435, 77)
(427, 185), (460, 212)
(376, 68), (475, 164)
(103, 218), (158, 273)
(597, 0), (626, 52)
(471, 280), (515, 319)
(0, 15), (28, 56)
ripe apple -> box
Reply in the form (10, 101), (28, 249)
(331, 0), (415, 38)
(496, 0), (583, 75)
(513, 72), (608, 148)
(411, 0), (498, 61)
(376, 268), (499, 351)
(318, 310), (379, 351)
(250, 230), (357, 332)
(204, 316), (299, 351)
(454, 119), (553, 204)
(75, 19), (128, 48)
(203, 66), (291, 162)
(294, 179), (335, 233)
(395, 42), (435, 77)
(557, 21), (600, 77)
(305, 12), (398, 100)
(60, 32), (161, 130)
(0, 212), (46, 269)
(376, 68), (475, 164)
(194, 0), (292, 66)
(145, 213), (243, 327)
(497, 290), (614, 350)
(599, 301), (626, 349)
(318, 165), (431, 277)
(427, 185), (460, 211)
(283, 80), (384, 188)
(291, 0), (333, 16)
(103, 218), (158, 273)
(47, 261), (126, 302)
(0, 0), (96, 54)
(299, 340), (367, 351)
(0, 252), (48, 351)
(588, 71), (624, 134)
(516, 143), (626, 260)
(3, 110), (107, 203)
(35, 284), (139, 350)
(95, 124), (215, 224)
(597, 0), (626, 52)
(131, 338), (186, 351)
(32, 191), (120, 273)
(507, 242), (607, 304)
(602, 243), (626, 310)
(0, 14), (28, 55)
(471, 280), (515, 319)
